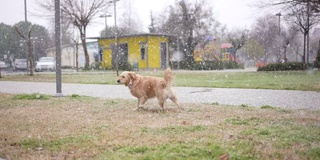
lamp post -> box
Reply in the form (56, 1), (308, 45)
(55, 0), (62, 96)
(110, 0), (120, 75)
(276, 12), (282, 62)
(24, 0), (29, 72)
(100, 14), (112, 37)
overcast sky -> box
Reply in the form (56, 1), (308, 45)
(0, 0), (259, 37)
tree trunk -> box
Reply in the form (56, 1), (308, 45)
(283, 46), (288, 63)
(75, 43), (79, 72)
(78, 25), (89, 69)
(303, 33), (306, 63)
(81, 33), (89, 69)
(27, 40), (34, 76)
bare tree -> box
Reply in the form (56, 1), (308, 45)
(15, 24), (35, 76)
(37, 0), (109, 69)
(148, 11), (157, 33)
(227, 29), (249, 61)
(156, 0), (219, 64)
(280, 25), (299, 62)
(242, 38), (265, 61)
(255, 0), (320, 63)
(251, 14), (280, 62)
(61, 0), (109, 69)
(118, 1), (143, 35)
(285, 2), (320, 63)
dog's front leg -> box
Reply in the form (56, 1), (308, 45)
(135, 97), (147, 111)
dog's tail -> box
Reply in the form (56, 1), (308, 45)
(164, 68), (174, 86)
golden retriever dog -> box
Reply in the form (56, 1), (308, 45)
(117, 68), (182, 112)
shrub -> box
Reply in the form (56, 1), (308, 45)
(170, 61), (243, 70)
(257, 62), (307, 71)
(314, 47), (320, 70)
(224, 61), (245, 69)
(117, 61), (133, 71)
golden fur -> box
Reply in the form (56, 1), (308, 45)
(117, 68), (182, 111)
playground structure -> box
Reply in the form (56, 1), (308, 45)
(194, 37), (235, 62)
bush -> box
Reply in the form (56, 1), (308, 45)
(314, 47), (320, 70)
(170, 61), (243, 70)
(257, 62), (307, 71)
(224, 61), (245, 69)
(315, 61), (320, 70)
(117, 61), (133, 71)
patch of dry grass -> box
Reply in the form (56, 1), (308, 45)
(0, 93), (319, 159)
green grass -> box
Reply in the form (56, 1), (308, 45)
(19, 134), (96, 151)
(1, 70), (320, 91)
(13, 93), (50, 100)
(174, 70), (320, 91)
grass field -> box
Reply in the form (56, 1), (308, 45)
(1, 70), (320, 91)
(0, 93), (319, 159)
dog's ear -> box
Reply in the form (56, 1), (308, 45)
(128, 72), (136, 80)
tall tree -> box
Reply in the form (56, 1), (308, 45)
(255, 0), (320, 63)
(156, 0), (219, 64)
(284, 2), (320, 63)
(148, 11), (157, 33)
(227, 29), (249, 61)
(14, 21), (35, 76)
(37, 0), (109, 69)
(61, 0), (109, 69)
(117, 0), (143, 35)
(251, 14), (280, 62)
(242, 38), (265, 61)
(0, 22), (51, 61)
(0, 23), (18, 59)
(280, 25), (299, 62)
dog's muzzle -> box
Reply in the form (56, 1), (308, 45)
(117, 79), (120, 83)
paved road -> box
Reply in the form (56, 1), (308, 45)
(1, 81), (319, 110)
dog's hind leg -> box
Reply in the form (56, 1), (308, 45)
(170, 94), (184, 111)
(157, 97), (165, 112)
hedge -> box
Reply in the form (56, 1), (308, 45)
(257, 62), (307, 71)
(170, 61), (244, 70)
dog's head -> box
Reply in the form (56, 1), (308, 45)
(117, 71), (138, 86)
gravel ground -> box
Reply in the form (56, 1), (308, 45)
(1, 81), (319, 110)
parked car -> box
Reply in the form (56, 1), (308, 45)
(13, 59), (27, 71)
(0, 61), (8, 70)
(35, 57), (56, 72)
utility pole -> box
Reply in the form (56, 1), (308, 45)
(111, 0), (120, 75)
(276, 12), (282, 62)
(24, 0), (29, 73)
(100, 14), (112, 37)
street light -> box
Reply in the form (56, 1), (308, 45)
(24, 0), (29, 72)
(100, 14), (112, 37)
(55, 0), (63, 97)
(110, 0), (120, 75)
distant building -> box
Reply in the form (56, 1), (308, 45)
(46, 41), (99, 68)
